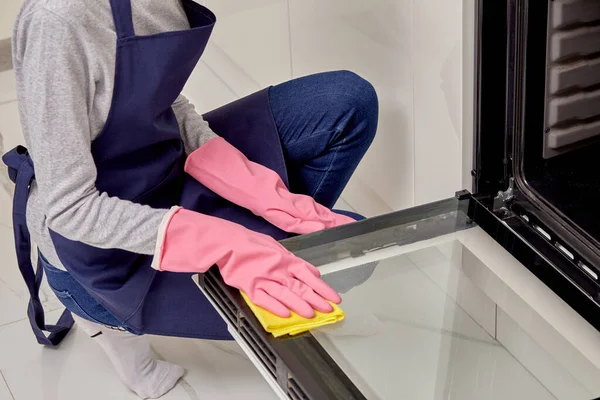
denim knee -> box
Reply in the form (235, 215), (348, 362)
(326, 70), (378, 146)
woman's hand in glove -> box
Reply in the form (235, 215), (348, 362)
(154, 208), (341, 318)
(185, 137), (355, 235)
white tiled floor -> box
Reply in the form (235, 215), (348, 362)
(0, 310), (279, 400)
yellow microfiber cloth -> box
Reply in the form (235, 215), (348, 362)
(240, 292), (345, 338)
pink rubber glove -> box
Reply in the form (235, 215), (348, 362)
(184, 137), (355, 235)
(153, 208), (341, 318)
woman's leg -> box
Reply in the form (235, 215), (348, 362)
(72, 315), (184, 399)
(41, 255), (184, 398)
(269, 70), (378, 208)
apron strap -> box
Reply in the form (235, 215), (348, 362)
(2, 147), (74, 346)
(109, 0), (135, 39)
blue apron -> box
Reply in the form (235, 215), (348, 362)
(2, 0), (288, 345)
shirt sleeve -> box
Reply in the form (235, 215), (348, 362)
(172, 94), (218, 154)
(16, 9), (168, 255)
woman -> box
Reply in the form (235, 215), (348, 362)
(6, 0), (377, 398)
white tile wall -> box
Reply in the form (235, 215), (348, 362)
(289, 0), (415, 215)
(196, 0), (292, 100)
(1, 0), (473, 217)
(186, 0), (473, 215)
(183, 62), (238, 113)
(0, 0), (21, 40)
(413, 0), (464, 204)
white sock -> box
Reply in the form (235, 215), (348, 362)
(72, 314), (185, 399)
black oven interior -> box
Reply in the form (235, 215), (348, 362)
(476, 0), (600, 268)
(521, 0), (600, 245)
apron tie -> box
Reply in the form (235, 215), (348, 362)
(2, 146), (73, 346)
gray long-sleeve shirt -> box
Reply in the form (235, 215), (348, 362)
(13, 0), (217, 270)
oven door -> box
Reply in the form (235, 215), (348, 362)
(195, 194), (600, 400)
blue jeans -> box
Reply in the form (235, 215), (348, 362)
(43, 71), (378, 329)
(270, 70), (378, 208)
(40, 253), (133, 332)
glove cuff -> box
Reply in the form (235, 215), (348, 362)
(151, 206), (183, 271)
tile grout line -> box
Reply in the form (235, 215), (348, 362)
(0, 302), (66, 329)
(199, 59), (242, 100)
(0, 99), (17, 107)
(0, 315), (28, 329)
(0, 370), (15, 400)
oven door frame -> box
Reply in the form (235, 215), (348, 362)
(473, 0), (600, 309)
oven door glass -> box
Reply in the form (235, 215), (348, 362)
(289, 201), (600, 400)
(199, 197), (600, 400)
